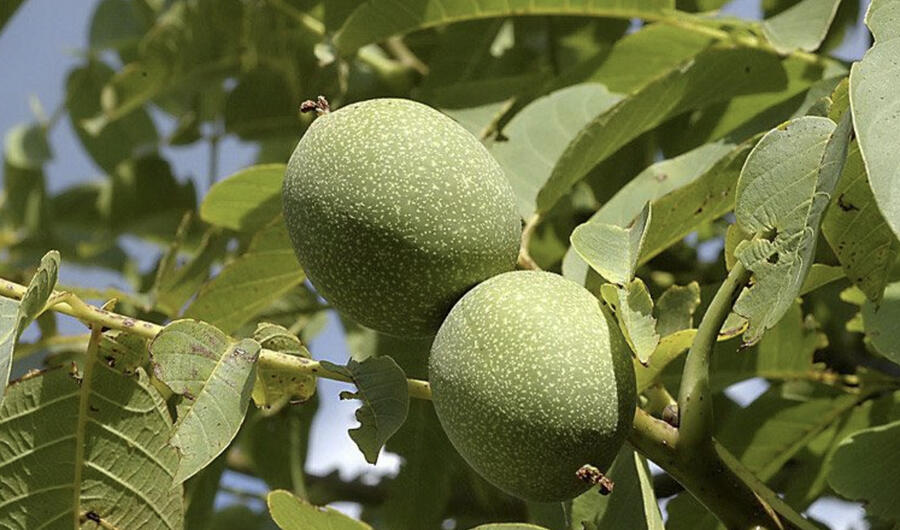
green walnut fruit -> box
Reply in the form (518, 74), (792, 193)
(429, 271), (636, 502)
(283, 98), (521, 337)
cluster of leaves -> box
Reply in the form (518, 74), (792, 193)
(1, 0), (900, 529)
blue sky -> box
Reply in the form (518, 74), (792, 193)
(0, 0), (874, 527)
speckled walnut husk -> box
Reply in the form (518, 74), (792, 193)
(283, 98), (522, 337)
(429, 271), (636, 502)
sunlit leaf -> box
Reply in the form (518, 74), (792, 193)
(762, 0), (842, 53)
(572, 203), (650, 285)
(601, 279), (659, 365)
(267, 489), (372, 530)
(733, 114), (852, 345)
(335, 0), (675, 55)
(200, 164), (285, 232)
(149, 319), (261, 483)
(320, 356), (410, 464)
(0, 364), (182, 529)
(538, 46), (785, 212)
(849, 0), (900, 239)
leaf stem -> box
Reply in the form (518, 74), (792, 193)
(677, 260), (750, 449)
(0, 277), (432, 400)
(518, 213), (542, 271)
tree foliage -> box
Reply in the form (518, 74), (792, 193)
(1, 0), (899, 528)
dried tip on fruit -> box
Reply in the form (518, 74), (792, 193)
(300, 96), (330, 115)
(576, 465), (615, 495)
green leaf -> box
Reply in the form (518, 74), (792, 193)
(601, 278), (659, 364)
(570, 447), (663, 530)
(562, 141), (739, 284)
(717, 388), (861, 481)
(15, 250), (59, 337)
(184, 219), (305, 334)
(267, 489), (372, 530)
(1, 250), (59, 399)
(98, 154), (196, 239)
(857, 281), (900, 365)
(97, 329), (149, 376)
(828, 419), (900, 521)
(154, 228), (229, 316)
(200, 164), (285, 232)
(88, 0), (145, 53)
(184, 452), (228, 530)
(380, 400), (456, 529)
(538, 46), (785, 212)
(733, 114), (852, 345)
(580, 23), (716, 94)
(635, 328), (696, 392)
(0, 364), (182, 529)
(0, 297), (19, 402)
(320, 356), (410, 464)
(471, 523), (547, 530)
(762, 0), (842, 53)
(334, 0), (674, 55)
(66, 61), (158, 174)
(242, 404), (317, 494)
(655, 282), (701, 337)
(821, 142), (899, 303)
(0, 0), (25, 36)
(83, 56), (170, 132)
(224, 69), (299, 139)
(251, 323), (316, 414)
(149, 319), (261, 483)
(4, 122), (51, 170)
(572, 203), (650, 285)
(849, 0), (900, 239)
(491, 84), (621, 219)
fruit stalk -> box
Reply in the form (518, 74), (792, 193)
(677, 261), (751, 449)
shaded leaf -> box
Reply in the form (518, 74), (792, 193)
(570, 447), (663, 530)
(857, 281), (900, 365)
(828, 419), (900, 521)
(572, 203), (650, 285)
(822, 142), (900, 303)
(601, 278), (659, 364)
(243, 403), (317, 494)
(717, 387), (861, 481)
(66, 61), (158, 174)
(267, 489), (372, 530)
(335, 0), (675, 55)
(849, 0), (900, 239)
(762, 0), (842, 53)
(655, 282), (701, 337)
(184, 219), (305, 334)
(200, 164), (285, 232)
(0, 364), (182, 529)
(97, 329), (149, 376)
(733, 114), (852, 345)
(320, 356), (410, 464)
(491, 84), (621, 218)
(472, 525), (549, 530)
(539, 47), (786, 212)
(149, 319), (261, 483)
